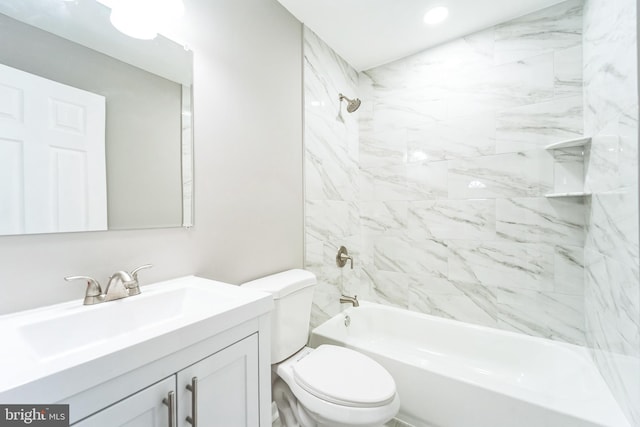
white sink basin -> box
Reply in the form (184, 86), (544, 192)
(20, 285), (235, 360)
(0, 276), (272, 396)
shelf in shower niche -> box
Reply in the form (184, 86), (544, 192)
(544, 136), (591, 150)
(545, 191), (592, 198)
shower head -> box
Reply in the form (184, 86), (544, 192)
(339, 93), (361, 113)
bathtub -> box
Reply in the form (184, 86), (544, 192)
(309, 302), (630, 427)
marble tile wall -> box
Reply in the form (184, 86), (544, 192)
(583, 0), (640, 424)
(357, 0), (586, 346)
(303, 28), (362, 327)
(304, 2), (588, 345)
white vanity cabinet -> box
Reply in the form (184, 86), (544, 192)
(73, 377), (176, 427)
(73, 334), (260, 427)
(0, 277), (273, 427)
(177, 334), (259, 426)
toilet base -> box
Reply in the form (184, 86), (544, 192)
(273, 378), (315, 427)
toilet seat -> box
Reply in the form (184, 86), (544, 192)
(293, 345), (396, 408)
(275, 346), (400, 427)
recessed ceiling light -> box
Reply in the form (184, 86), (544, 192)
(423, 6), (449, 25)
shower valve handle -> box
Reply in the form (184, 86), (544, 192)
(336, 246), (354, 269)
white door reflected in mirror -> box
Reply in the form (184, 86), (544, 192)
(0, 63), (107, 235)
(0, 0), (193, 236)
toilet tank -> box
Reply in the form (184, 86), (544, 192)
(242, 269), (316, 363)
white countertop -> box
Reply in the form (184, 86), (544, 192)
(0, 276), (272, 402)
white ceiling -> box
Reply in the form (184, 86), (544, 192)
(276, 0), (566, 71)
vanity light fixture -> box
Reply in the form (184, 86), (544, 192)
(109, 0), (184, 40)
(423, 6), (449, 25)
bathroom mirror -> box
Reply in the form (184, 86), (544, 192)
(0, 0), (193, 236)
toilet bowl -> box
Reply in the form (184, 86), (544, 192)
(242, 269), (400, 427)
(272, 346), (400, 427)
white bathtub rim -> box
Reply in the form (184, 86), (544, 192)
(342, 301), (589, 352)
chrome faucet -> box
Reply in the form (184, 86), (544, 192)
(340, 294), (359, 307)
(65, 264), (152, 305)
(104, 271), (137, 302)
(63, 276), (105, 305)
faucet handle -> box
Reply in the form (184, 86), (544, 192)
(130, 264), (152, 280)
(126, 264), (152, 296)
(64, 276), (104, 305)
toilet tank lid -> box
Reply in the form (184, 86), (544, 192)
(242, 269), (316, 299)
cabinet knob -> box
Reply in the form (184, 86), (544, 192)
(186, 376), (198, 426)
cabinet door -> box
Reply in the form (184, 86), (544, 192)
(177, 334), (259, 427)
(73, 377), (176, 427)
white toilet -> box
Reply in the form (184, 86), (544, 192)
(242, 269), (400, 427)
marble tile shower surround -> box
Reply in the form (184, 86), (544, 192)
(304, 0), (588, 346)
(303, 1), (640, 424)
(303, 27), (361, 327)
(583, 0), (639, 424)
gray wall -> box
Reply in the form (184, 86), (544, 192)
(0, 0), (304, 314)
(0, 13), (183, 230)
